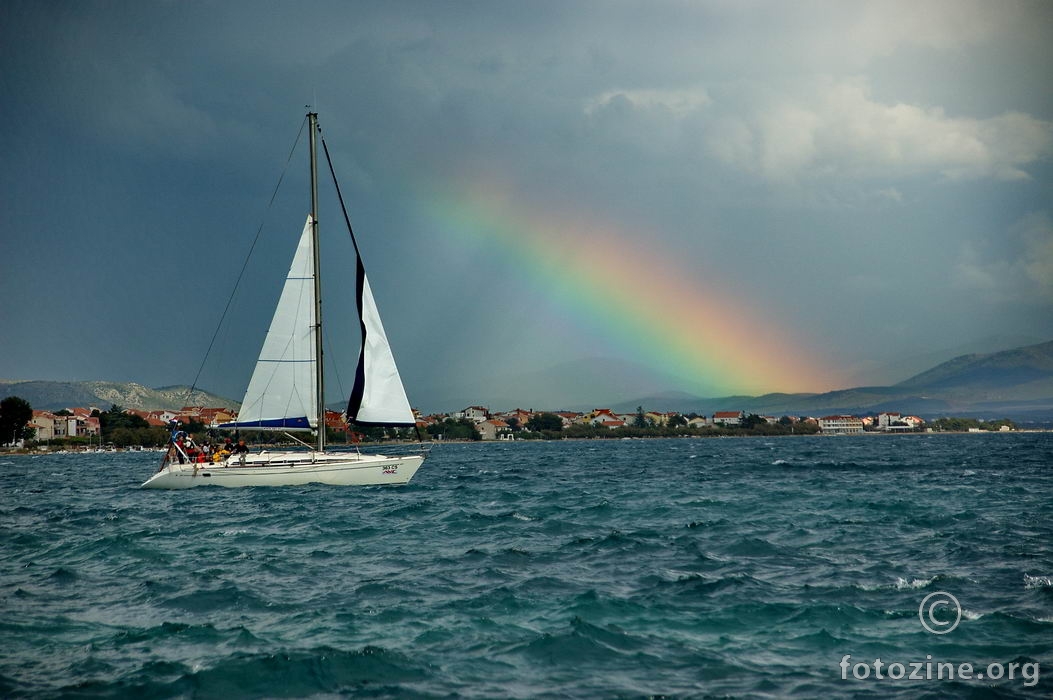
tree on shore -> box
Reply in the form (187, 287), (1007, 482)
(741, 413), (767, 430)
(93, 404), (168, 447)
(633, 406), (648, 428)
(425, 418), (482, 441)
(99, 404), (150, 435)
(932, 417), (1016, 432)
(527, 412), (563, 432)
(0, 396), (33, 446)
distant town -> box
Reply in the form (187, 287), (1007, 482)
(3, 399), (1019, 451)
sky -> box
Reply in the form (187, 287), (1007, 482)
(1, 0), (1052, 412)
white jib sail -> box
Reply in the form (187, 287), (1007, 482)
(234, 216), (318, 429)
(354, 271), (415, 425)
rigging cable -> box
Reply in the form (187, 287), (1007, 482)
(182, 115), (309, 408)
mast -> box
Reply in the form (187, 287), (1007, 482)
(309, 112), (325, 452)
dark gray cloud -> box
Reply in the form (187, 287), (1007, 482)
(2, 0), (1051, 408)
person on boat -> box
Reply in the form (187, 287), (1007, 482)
(168, 423), (188, 464)
(212, 447), (230, 463)
(232, 439), (250, 464)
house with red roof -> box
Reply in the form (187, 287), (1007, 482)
(125, 409), (168, 427)
(713, 411), (743, 426)
(555, 412), (582, 427)
(31, 410), (100, 439)
(478, 419), (512, 441)
(586, 408), (618, 425)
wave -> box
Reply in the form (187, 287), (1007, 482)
(560, 529), (666, 555)
(47, 567), (78, 583)
(636, 570), (760, 599)
(108, 620), (263, 648)
(502, 616), (660, 666)
(1024, 573), (1053, 589)
(853, 573), (966, 592)
(160, 583), (282, 614)
(100, 646), (428, 699)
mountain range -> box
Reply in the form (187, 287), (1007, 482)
(0, 381), (236, 413)
(608, 340), (1053, 422)
(3, 340), (1052, 422)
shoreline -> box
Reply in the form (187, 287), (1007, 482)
(9, 429), (1051, 456)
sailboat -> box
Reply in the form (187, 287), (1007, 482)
(142, 112), (426, 489)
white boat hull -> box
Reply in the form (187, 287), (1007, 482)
(141, 450), (424, 489)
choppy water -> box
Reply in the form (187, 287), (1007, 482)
(2, 433), (1052, 698)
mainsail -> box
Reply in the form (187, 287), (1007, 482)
(221, 216), (318, 430)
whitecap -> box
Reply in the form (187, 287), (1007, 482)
(512, 512), (535, 521)
(772, 459), (789, 465)
(1024, 574), (1053, 589)
(660, 568), (705, 581)
(962, 609), (983, 621)
(895, 576), (936, 590)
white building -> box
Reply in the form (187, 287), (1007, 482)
(819, 415), (864, 434)
(455, 406), (490, 423)
(713, 411), (743, 426)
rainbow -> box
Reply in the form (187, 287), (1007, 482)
(420, 180), (836, 397)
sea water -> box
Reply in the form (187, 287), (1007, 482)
(2, 433), (1051, 698)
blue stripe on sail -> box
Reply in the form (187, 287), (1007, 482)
(218, 416), (313, 430)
